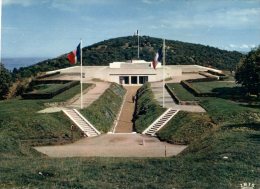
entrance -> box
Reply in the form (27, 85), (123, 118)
(119, 76), (129, 84)
(119, 75), (149, 85)
(139, 76), (148, 84)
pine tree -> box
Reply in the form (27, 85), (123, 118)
(0, 63), (12, 99)
(235, 47), (260, 97)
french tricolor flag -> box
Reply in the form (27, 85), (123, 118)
(67, 43), (81, 64)
(152, 47), (163, 69)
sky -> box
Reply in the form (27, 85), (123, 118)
(2, 0), (260, 58)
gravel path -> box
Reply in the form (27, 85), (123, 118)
(114, 86), (139, 133)
(34, 133), (187, 157)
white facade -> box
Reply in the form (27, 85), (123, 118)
(49, 60), (214, 85)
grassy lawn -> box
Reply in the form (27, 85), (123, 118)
(48, 83), (91, 103)
(200, 97), (260, 126)
(80, 83), (126, 133)
(0, 84), (92, 156)
(157, 111), (215, 144)
(167, 83), (198, 101)
(32, 83), (65, 93)
(191, 81), (240, 94)
(0, 81), (259, 188)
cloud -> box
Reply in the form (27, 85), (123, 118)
(149, 6), (260, 31)
(228, 44), (256, 49)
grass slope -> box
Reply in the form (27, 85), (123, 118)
(157, 111), (215, 144)
(200, 97), (260, 126)
(134, 83), (165, 133)
(80, 83), (126, 133)
(167, 83), (198, 101)
(0, 81), (259, 188)
(191, 81), (240, 94)
(0, 84), (92, 157)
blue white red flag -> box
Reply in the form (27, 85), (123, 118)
(67, 43), (81, 64)
(152, 47), (163, 69)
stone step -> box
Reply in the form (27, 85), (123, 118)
(62, 109), (101, 137)
(142, 108), (179, 136)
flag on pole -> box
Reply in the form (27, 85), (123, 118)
(152, 47), (163, 69)
(67, 43), (81, 64)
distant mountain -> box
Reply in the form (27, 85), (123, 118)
(15, 36), (243, 77)
(2, 57), (49, 71)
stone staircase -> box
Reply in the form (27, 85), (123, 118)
(63, 109), (101, 137)
(142, 108), (179, 136)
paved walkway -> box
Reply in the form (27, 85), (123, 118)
(34, 133), (187, 157)
(68, 82), (110, 109)
(114, 86), (139, 133)
(151, 82), (206, 112)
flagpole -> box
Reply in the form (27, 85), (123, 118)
(137, 30), (139, 59)
(163, 39), (165, 108)
(80, 39), (83, 109)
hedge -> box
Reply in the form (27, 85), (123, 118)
(22, 81), (80, 99)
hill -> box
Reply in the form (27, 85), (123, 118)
(15, 36), (243, 77)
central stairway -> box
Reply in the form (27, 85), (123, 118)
(142, 108), (179, 136)
(63, 109), (101, 137)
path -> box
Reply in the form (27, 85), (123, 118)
(114, 86), (139, 133)
(68, 82), (110, 109)
(151, 82), (206, 112)
(34, 133), (187, 157)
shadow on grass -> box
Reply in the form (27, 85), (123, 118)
(248, 133), (260, 142)
(223, 123), (260, 131)
(212, 87), (260, 104)
(212, 86), (245, 96)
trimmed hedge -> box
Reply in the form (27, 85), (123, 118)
(80, 83), (126, 133)
(31, 79), (70, 85)
(22, 81), (80, 99)
(134, 83), (165, 133)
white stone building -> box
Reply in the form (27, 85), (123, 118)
(49, 60), (221, 85)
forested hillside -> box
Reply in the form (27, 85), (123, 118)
(15, 36), (243, 77)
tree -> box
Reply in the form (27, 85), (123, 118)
(235, 47), (260, 97)
(0, 63), (12, 99)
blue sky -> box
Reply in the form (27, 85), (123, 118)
(2, 0), (260, 58)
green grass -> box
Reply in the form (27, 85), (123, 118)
(200, 97), (260, 126)
(157, 111), (215, 144)
(167, 83), (198, 101)
(191, 81), (240, 94)
(0, 81), (259, 188)
(80, 83), (126, 133)
(32, 84), (65, 93)
(0, 84), (93, 156)
(48, 83), (91, 103)
(134, 83), (165, 133)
